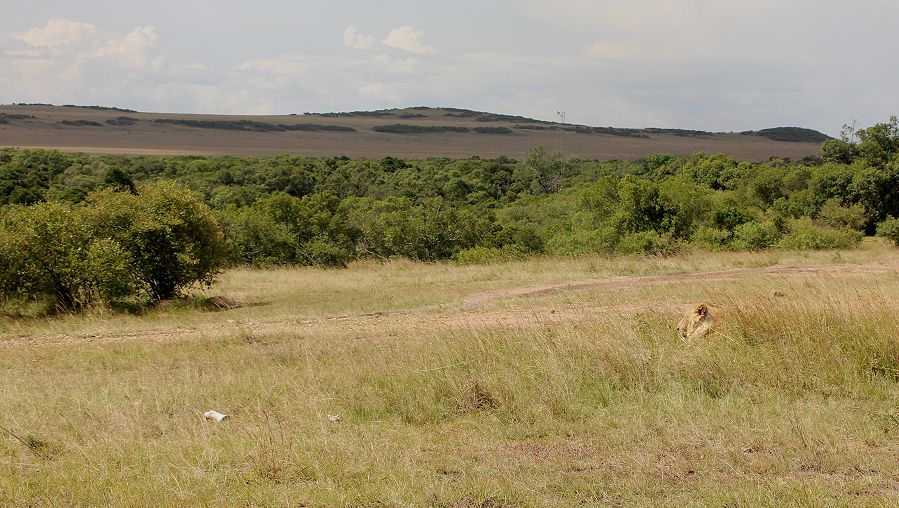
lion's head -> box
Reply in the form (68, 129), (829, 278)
(677, 302), (719, 341)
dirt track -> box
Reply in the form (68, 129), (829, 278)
(459, 260), (899, 308)
(3, 259), (896, 348)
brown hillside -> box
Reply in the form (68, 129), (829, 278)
(0, 105), (824, 160)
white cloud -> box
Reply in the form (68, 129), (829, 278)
(90, 26), (159, 70)
(1, 19), (208, 112)
(16, 18), (96, 49)
(382, 26), (437, 55)
(343, 25), (375, 50)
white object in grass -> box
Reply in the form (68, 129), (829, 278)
(203, 410), (229, 422)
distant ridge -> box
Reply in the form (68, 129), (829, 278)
(3, 103), (830, 142)
(12, 103), (138, 113)
(0, 103), (829, 160)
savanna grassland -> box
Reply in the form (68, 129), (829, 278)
(2, 242), (899, 506)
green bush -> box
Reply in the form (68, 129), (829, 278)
(818, 198), (867, 230)
(772, 189), (818, 219)
(690, 226), (732, 250)
(82, 238), (137, 301)
(732, 220), (783, 250)
(545, 227), (618, 256)
(453, 245), (529, 264)
(617, 230), (679, 255)
(129, 181), (225, 300)
(342, 196), (491, 261)
(0, 202), (136, 311)
(876, 216), (899, 245)
(710, 201), (753, 231)
(88, 181), (227, 301)
(297, 238), (353, 268)
(777, 218), (863, 250)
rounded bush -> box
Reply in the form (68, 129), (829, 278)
(876, 216), (899, 245)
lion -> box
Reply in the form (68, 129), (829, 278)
(677, 302), (721, 341)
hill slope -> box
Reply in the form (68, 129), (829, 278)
(0, 104), (827, 160)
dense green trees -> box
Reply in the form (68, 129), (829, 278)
(218, 192), (351, 267)
(821, 117), (899, 169)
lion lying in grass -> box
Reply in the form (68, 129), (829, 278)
(677, 302), (721, 341)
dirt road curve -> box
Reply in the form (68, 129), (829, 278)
(460, 260), (899, 308)
(3, 259), (897, 347)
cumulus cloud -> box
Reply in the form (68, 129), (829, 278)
(382, 26), (437, 55)
(16, 18), (96, 49)
(343, 25), (376, 50)
(0, 18), (218, 112)
(90, 25), (160, 70)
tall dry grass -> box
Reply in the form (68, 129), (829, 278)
(0, 243), (898, 505)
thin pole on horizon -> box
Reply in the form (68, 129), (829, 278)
(556, 110), (566, 160)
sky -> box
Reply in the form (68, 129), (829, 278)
(1, 0), (897, 135)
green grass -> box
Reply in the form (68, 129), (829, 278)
(1, 241), (898, 505)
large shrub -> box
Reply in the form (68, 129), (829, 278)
(777, 218), (863, 250)
(876, 216), (899, 245)
(732, 220), (784, 250)
(617, 230), (678, 255)
(0, 181), (226, 310)
(689, 226), (732, 251)
(0, 202), (136, 311)
(89, 181), (227, 301)
(452, 245), (529, 265)
(817, 198), (867, 230)
(544, 227), (618, 256)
